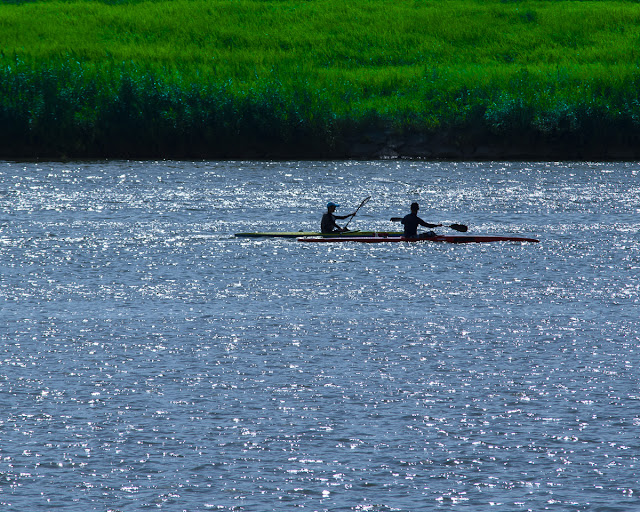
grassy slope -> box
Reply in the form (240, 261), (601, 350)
(1, 0), (640, 158)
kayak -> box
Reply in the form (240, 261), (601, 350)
(298, 234), (540, 243)
(298, 234), (539, 243)
(235, 230), (404, 238)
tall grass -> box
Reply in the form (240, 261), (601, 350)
(1, 0), (640, 157)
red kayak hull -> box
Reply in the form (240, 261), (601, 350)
(298, 234), (539, 243)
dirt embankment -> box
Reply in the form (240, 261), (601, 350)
(336, 129), (640, 161)
(4, 128), (639, 161)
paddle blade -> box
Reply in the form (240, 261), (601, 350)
(359, 196), (372, 208)
(390, 217), (403, 222)
(449, 223), (468, 232)
(344, 196), (372, 229)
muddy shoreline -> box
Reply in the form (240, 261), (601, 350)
(338, 129), (640, 161)
(3, 129), (640, 161)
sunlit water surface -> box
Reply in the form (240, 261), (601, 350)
(1, 160), (639, 511)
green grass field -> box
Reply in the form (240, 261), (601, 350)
(1, 0), (640, 158)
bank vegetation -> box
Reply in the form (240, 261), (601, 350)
(1, 0), (640, 159)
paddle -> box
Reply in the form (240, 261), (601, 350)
(390, 217), (468, 232)
(344, 196), (371, 229)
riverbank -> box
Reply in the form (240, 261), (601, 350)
(3, 123), (640, 161)
(1, 0), (640, 160)
(339, 128), (640, 161)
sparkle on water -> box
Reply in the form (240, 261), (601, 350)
(1, 160), (639, 511)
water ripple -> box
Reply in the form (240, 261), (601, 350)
(1, 160), (639, 511)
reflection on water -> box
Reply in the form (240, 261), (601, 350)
(1, 160), (639, 511)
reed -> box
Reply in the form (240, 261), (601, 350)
(1, 0), (639, 157)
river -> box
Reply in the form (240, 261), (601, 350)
(1, 160), (639, 511)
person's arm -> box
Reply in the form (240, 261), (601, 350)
(335, 212), (356, 220)
(418, 217), (442, 228)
